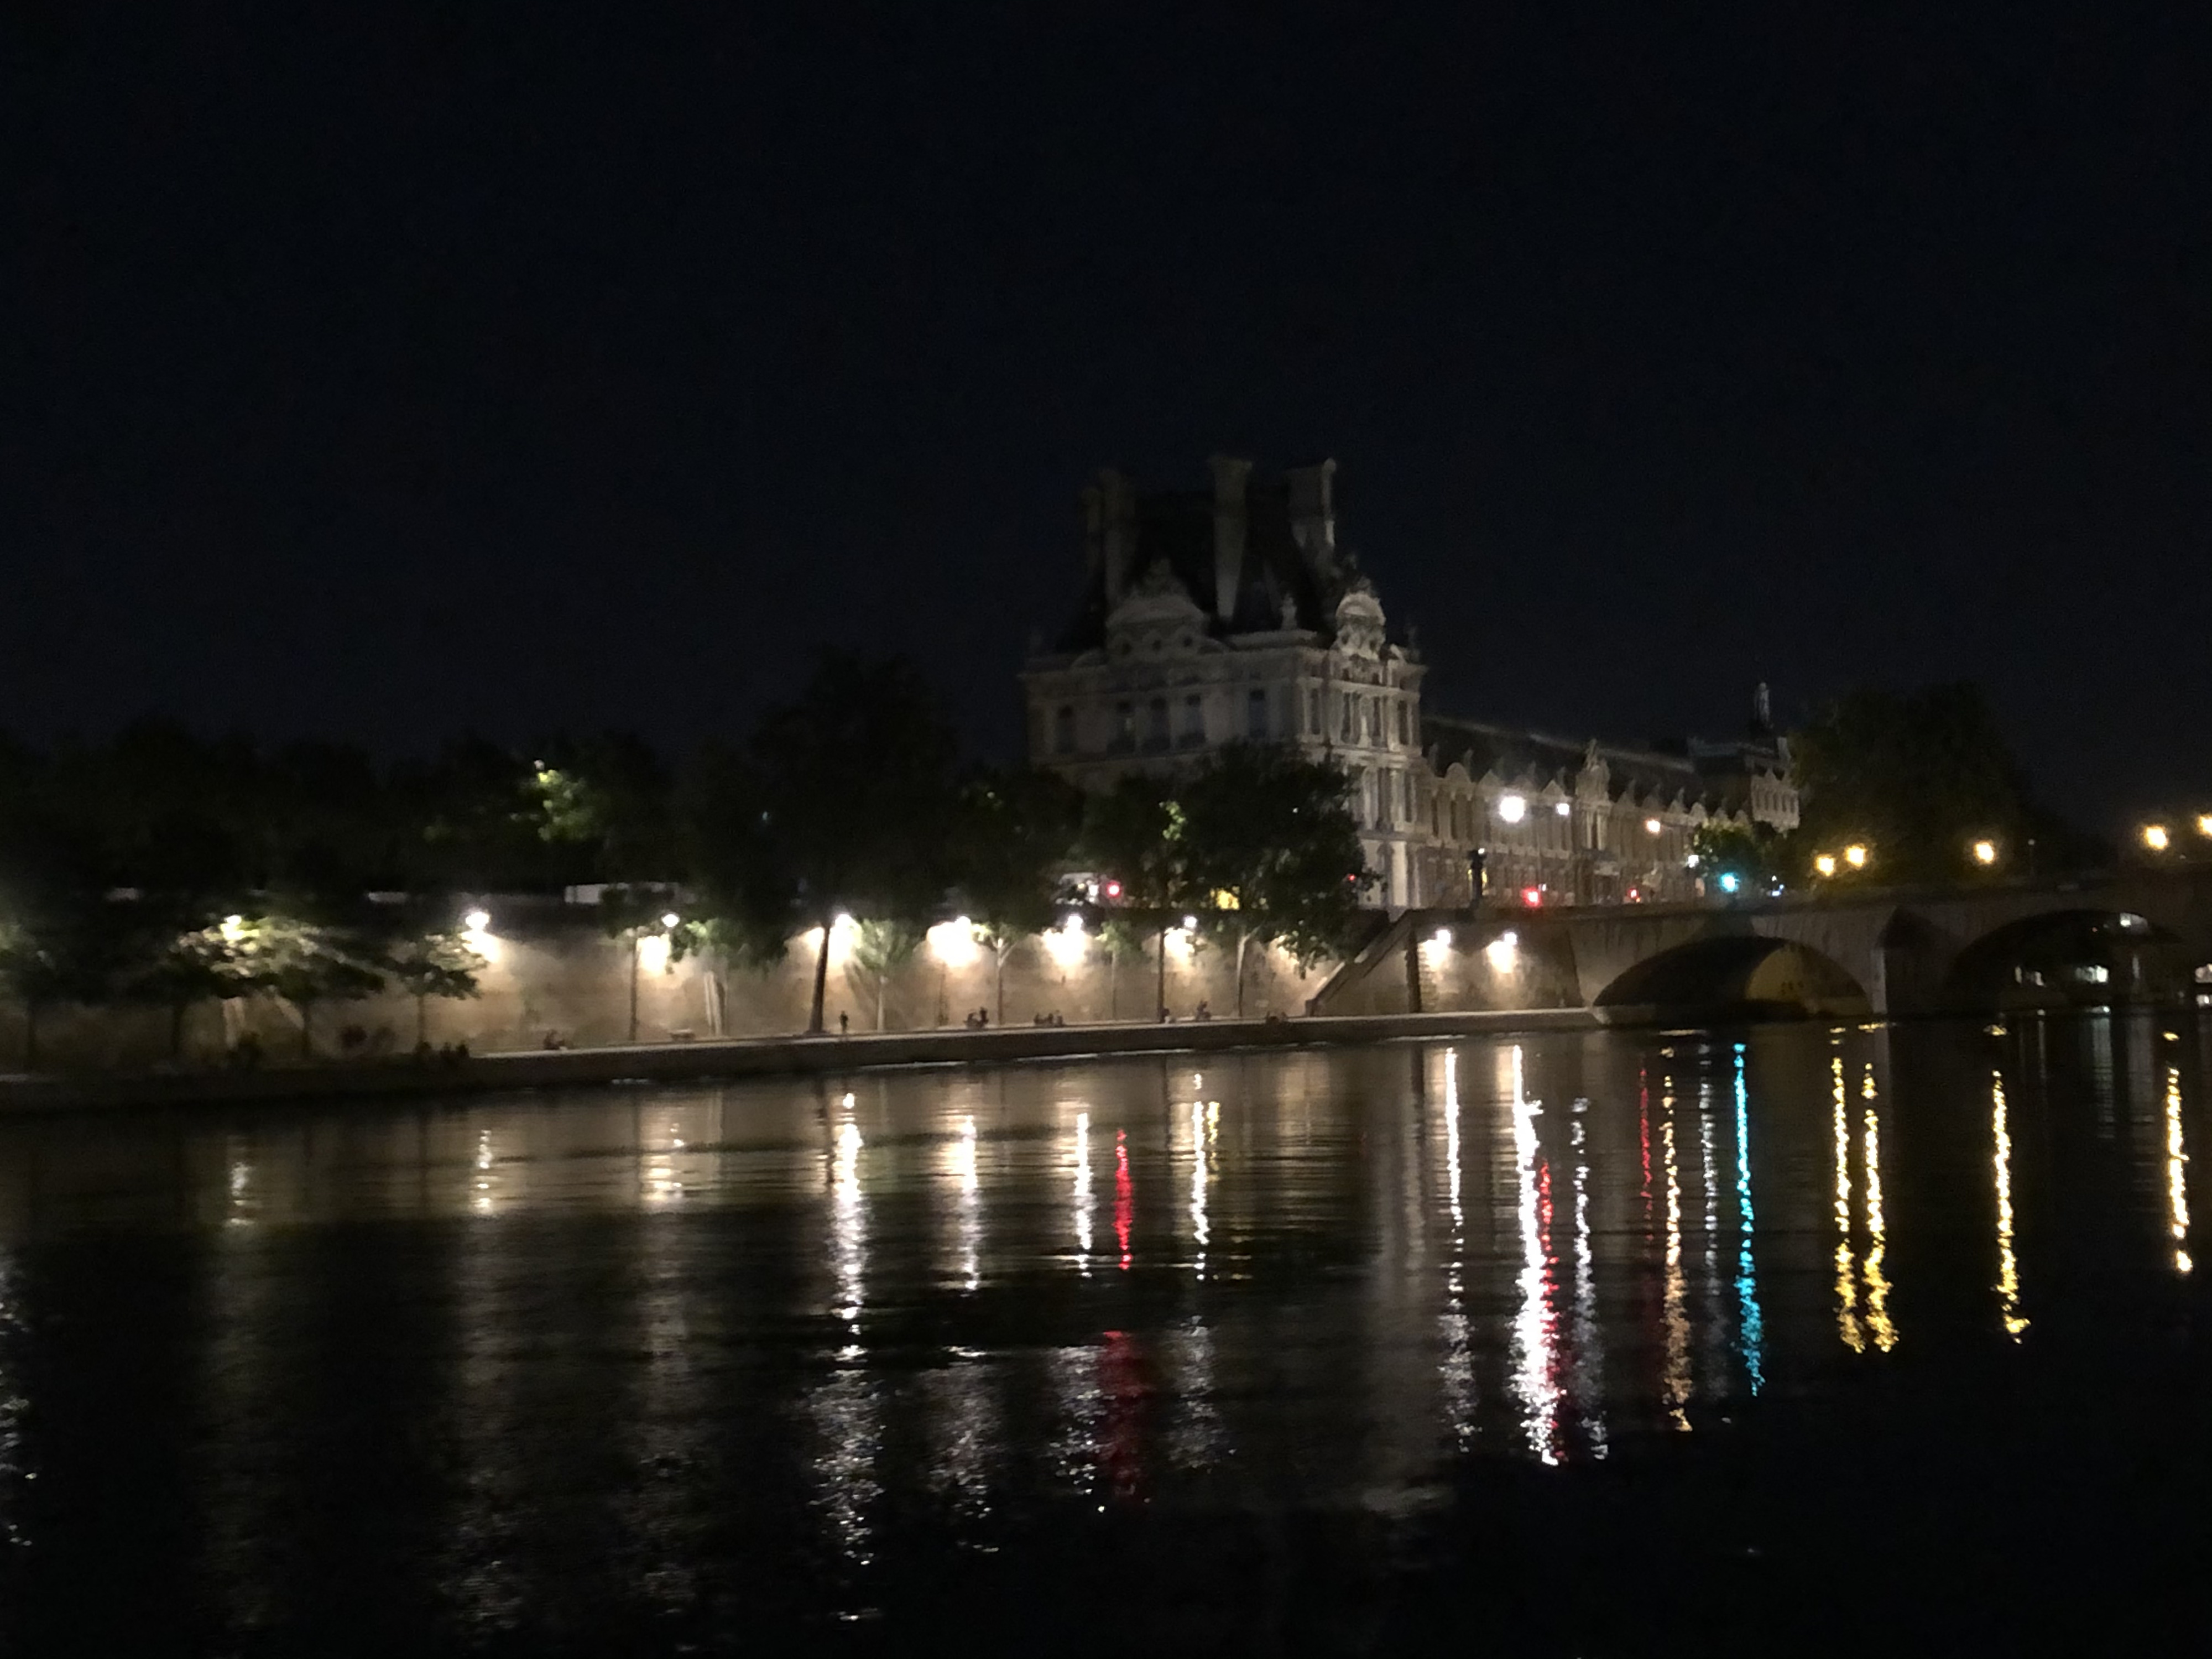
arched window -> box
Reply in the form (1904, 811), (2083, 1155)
(1246, 687), (1268, 739)
(1145, 697), (1169, 750)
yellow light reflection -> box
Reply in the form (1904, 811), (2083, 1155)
(2167, 1067), (2192, 1275)
(1188, 1098), (1211, 1276)
(1660, 1088), (1692, 1430)
(1832, 1054), (1863, 1352)
(953, 1114), (980, 1293)
(1990, 1070), (2029, 1336)
(1072, 1110), (1093, 1270)
(1509, 1045), (1562, 1461)
(831, 1107), (865, 1337)
(1862, 1064), (1896, 1353)
(1439, 1048), (1472, 1445)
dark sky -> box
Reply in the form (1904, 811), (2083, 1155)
(11, 5), (2210, 826)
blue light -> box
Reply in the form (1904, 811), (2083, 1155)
(1719, 872), (1741, 894)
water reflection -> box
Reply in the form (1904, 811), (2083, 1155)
(1071, 1109), (1093, 1269)
(1733, 1045), (1765, 1394)
(0, 1021), (2195, 1649)
(1993, 1068), (2030, 1337)
(1660, 1078), (1692, 1429)
(1505, 1045), (1562, 1463)
(1833, 1051), (1862, 1352)
(2166, 1065), (2192, 1276)
(1862, 1064), (1897, 1352)
(1437, 1048), (1474, 1448)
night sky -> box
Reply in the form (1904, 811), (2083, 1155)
(12, 6), (2209, 826)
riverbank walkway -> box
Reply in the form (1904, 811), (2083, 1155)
(0, 1008), (1603, 1115)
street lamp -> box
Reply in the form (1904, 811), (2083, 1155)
(1970, 839), (1998, 868)
(2197, 814), (2212, 839)
(1844, 844), (1869, 870)
(2143, 823), (2172, 853)
(1814, 853), (1838, 878)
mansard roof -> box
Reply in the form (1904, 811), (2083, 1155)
(1050, 465), (1361, 653)
(1421, 713), (1780, 816)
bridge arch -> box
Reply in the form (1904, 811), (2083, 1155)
(1592, 933), (1869, 1024)
(1945, 907), (2195, 1005)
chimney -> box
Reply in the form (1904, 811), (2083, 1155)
(1098, 468), (1135, 607)
(1285, 458), (1338, 579)
(1208, 455), (1251, 624)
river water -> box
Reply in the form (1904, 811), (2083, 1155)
(0, 1016), (2202, 1655)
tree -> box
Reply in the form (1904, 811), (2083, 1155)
(1096, 917), (1151, 1021)
(385, 925), (487, 1049)
(597, 886), (682, 1043)
(225, 914), (387, 1061)
(1689, 821), (1787, 899)
(844, 918), (924, 1031)
(122, 913), (246, 1061)
(743, 653), (962, 1035)
(1177, 744), (1366, 1014)
(1080, 775), (1193, 1019)
(954, 766), (1083, 1024)
(1790, 685), (2078, 884)
(0, 901), (125, 1071)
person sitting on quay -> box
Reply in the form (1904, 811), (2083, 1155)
(1194, 1000), (1212, 1022)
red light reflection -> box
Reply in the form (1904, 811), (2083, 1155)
(1115, 1130), (1133, 1271)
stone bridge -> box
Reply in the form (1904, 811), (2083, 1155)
(1310, 869), (2212, 1021)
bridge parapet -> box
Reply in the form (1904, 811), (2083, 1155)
(1301, 869), (2212, 1021)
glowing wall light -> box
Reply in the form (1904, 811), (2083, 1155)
(928, 916), (981, 968)
(1496, 794), (1527, 824)
(806, 912), (858, 966)
(1484, 929), (1519, 973)
(1645, 817), (1663, 837)
(462, 907), (501, 963)
(1045, 911), (1089, 969)
(1844, 844), (1869, 869)
(1553, 800), (1571, 817)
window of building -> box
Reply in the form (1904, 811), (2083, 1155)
(1145, 697), (1169, 750)
(1340, 692), (1355, 743)
(1367, 698), (1380, 744)
(1307, 687), (1322, 734)
(1180, 693), (1204, 746)
(1053, 705), (1076, 755)
(1395, 701), (1410, 746)
(1246, 687), (1268, 739)
(1113, 702), (1135, 751)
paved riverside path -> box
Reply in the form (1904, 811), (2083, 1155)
(0, 1008), (1602, 1115)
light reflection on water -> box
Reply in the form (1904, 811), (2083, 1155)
(0, 1017), (2203, 1644)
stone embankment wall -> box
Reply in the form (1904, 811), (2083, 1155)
(0, 904), (1369, 1073)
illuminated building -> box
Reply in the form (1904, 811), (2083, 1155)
(1020, 458), (1435, 906)
(1022, 457), (1799, 911)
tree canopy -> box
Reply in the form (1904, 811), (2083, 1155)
(1790, 684), (2090, 884)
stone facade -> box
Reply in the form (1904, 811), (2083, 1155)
(1419, 717), (1799, 908)
(1020, 458), (1433, 905)
(1022, 456), (1801, 913)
